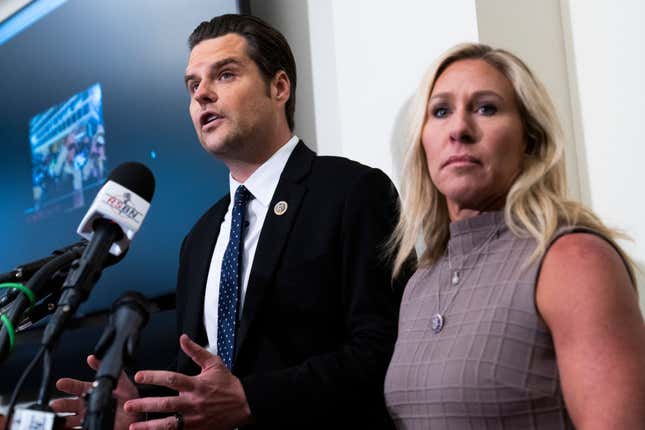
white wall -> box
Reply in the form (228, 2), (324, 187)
(566, 0), (645, 261)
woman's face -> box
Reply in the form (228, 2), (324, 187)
(422, 59), (525, 221)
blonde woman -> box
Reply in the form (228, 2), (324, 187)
(384, 43), (645, 429)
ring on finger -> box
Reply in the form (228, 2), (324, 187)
(175, 412), (184, 430)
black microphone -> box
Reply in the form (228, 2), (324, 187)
(0, 241), (87, 308)
(0, 246), (85, 363)
(83, 291), (151, 430)
(0, 245), (129, 312)
(0, 246), (131, 364)
(13, 249), (128, 328)
(0, 241), (87, 284)
(41, 162), (155, 350)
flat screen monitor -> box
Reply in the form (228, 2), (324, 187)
(0, 0), (245, 314)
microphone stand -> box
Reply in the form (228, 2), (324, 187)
(83, 292), (150, 430)
(41, 219), (122, 351)
(83, 379), (118, 430)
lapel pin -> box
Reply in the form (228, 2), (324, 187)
(274, 201), (288, 216)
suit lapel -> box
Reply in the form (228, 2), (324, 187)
(183, 196), (229, 346)
(235, 142), (315, 356)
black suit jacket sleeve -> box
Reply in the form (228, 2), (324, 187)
(240, 167), (400, 427)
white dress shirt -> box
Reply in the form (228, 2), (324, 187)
(203, 135), (299, 355)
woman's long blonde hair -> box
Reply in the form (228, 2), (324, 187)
(390, 43), (634, 282)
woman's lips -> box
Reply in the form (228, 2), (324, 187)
(442, 155), (481, 168)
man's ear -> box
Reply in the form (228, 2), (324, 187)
(272, 70), (290, 103)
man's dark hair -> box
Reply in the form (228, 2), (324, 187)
(189, 14), (297, 131)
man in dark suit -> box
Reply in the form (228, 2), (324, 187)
(53, 14), (410, 430)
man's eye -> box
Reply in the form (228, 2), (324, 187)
(477, 104), (497, 115)
(219, 71), (235, 81)
(188, 82), (199, 94)
(432, 106), (450, 118)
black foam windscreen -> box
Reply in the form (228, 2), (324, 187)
(111, 290), (150, 321)
(107, 162), (155, 203)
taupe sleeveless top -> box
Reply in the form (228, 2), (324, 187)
(384, 211), (589, 429)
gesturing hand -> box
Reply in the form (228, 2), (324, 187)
(50, 355), (141, 430)
(123, 334), (253, 430)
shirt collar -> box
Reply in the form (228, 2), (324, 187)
(229, 135), (299, 207)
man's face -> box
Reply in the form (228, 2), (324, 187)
(185, 33), (276, 159)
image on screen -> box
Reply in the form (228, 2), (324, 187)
(27, 82), (106, 217)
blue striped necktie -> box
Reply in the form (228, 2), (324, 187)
(217, 185), (251, 369)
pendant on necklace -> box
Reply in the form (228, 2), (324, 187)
(431, 313), (445, 334)
(451, 270), (460, 285)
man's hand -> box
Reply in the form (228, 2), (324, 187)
(123, 334), (253, 430)
(50, 355), (141, 430)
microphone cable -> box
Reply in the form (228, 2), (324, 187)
(1, 345), (46, 430)
(37, 347), (54, 407)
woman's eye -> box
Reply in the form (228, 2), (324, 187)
(477, 104), (497, 115)
(432, 106), (450, 118)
